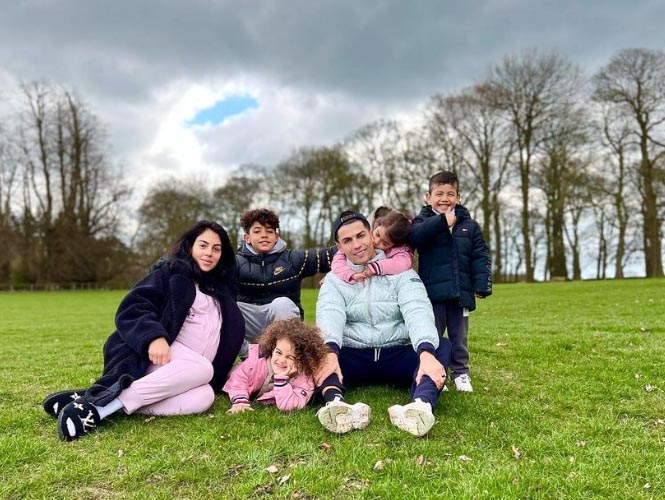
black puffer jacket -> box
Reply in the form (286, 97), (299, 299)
(236, 239), (336, 316)
(85, 259), (245, 406)
(410, 204), (492, 311)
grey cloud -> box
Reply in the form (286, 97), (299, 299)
(3, 1), (663, 107)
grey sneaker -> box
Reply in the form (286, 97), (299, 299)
(316, 401), (371, 434)
(388, 401), (435, 437)
(453, 374), (473, 392)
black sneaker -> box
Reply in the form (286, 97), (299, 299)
(57, 398), (101, 441)
(42, 390), (87, 418)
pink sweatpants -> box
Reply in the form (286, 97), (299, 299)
(117, 340), (216, 416)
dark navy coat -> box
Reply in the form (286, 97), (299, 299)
(86, 259), (245, 406)
(236, 242), (335, 316)
(410, 204), (492, 311)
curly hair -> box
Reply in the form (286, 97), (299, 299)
(258, 318), (328, 378)
(240, 208), (280, 233)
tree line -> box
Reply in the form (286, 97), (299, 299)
(1, 48), (664, 289)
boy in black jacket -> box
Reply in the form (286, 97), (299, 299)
(410, 171), (492, 392)
(236, 208), (335, 357)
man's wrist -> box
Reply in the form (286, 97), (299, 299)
(326, 342), (341, 355)
(417, 342), (436, 356)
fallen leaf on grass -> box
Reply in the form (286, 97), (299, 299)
(644, 483), (651, 489)
(319, 442), (331, 451)
(278, 475), (290, 485)
(645, 385), (657, 392)
(265, 465), (279, 474)
(415, 455), (424, 466)
(569, 456), (576, 464)
(373, 460), (384, 470)
(496, 342), (508, 347)
(117, 449), (123, 458)
(144, 416), (156, 423)
(511, 445), (521, 460)
(654, 419), (664, 426)
(458, 455), (472, 462)
(575, 440), (586, 447)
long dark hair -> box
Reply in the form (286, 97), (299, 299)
(165, 220), (236, 297)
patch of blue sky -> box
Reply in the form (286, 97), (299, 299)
(186, 95), (259, 126)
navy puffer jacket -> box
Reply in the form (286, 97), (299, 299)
(410, 204), (492, 311)
(85, 259), (245, 406)
(236, 240), (336, 316)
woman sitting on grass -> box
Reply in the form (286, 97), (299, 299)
(223, 318), (328, 413)
(42, 220), (245, 441)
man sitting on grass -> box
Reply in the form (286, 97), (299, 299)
(314, 210), (452, 437)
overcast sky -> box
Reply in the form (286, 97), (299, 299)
(1, 0), (663, 207)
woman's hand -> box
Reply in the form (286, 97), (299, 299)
(148, 337), (171, 365)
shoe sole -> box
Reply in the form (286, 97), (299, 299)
(317, 403), (371, 434)
(388, 406), (435, 437)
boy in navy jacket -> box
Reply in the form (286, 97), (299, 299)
(410, 171), (492, 392)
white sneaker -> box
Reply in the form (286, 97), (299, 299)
(388, 401), (435, 437)
(454, 374), (473, 392)
(316, 401), (371, 434)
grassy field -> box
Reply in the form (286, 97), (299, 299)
(1, 279), (664, 499)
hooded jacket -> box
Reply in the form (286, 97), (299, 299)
(316, 251), (440, 352)
(409, 204), (492, 311)
(222, 344), (315, 412)
(85, 259), (245, 406)
(236, 239), (336, 315)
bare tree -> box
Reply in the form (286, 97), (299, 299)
(486, 50), (581, 281)
(426, 84), (514, 281)
(135, 178), (214, 267)
(592, 48), (665, 278)
(213, 164), (269, 247)
(14, 81), (129, 284)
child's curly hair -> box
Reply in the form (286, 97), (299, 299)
(258, 318), (329, 377)
(240, 208), (280, 233)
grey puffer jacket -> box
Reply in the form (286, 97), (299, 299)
(316, 251), (439, 352)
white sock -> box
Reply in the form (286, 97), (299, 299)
(414, 398), (432, 411)
(92, 398), (124, 420)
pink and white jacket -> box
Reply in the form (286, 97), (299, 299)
(331, 245), (414, 283)
(222, 344), (315, 412)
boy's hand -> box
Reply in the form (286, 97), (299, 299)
(364, 267), (376, 278)
(444, 207), (456, 228)
(227, 403), (253, 414)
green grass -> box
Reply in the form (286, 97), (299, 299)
(1, 279), (664, 499)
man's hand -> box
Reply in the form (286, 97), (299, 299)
(315, 352), (343, 386)
(415, 351), (446, 390)
(148, 337), (171, 365)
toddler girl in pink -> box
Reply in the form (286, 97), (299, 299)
(331, 208), (413, 283)
(224, 318), (328, 412)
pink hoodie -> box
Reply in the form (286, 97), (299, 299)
(222, 344), (315, 412)
(331, 244), (413, 283)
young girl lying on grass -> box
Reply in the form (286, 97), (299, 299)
(223, 318), (328, 413)
(42, 220), (245, 441)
